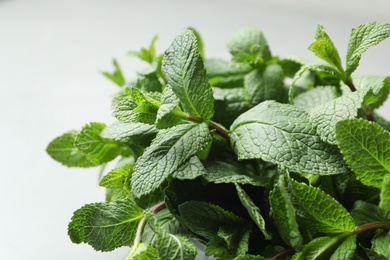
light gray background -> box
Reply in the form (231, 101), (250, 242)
(1, 0), (389, 259)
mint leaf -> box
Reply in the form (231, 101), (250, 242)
(202, 160), (265, 186)
(294, 86), (339, 111)
(178, 201), (246, 239)
(206, 225), (251, 259)
(102, 59), (126, 87)
(269, 175), (302, 249)
(128, 35), (158, 64)
(291, 179), (355, 233)
(371, 231), (390, 259)
(351, 200), (390, 225)
(125, 242), (160, 260)
(99, 164), (133, 189)
(244, 64), (284, 106)
(345, 22), (390, 78)
(171, 156), (207, 180)
(336, 118), (390, 188)
(46, 130), (97, 167)
(309, 91), (361, 145)
(150, 218), (198, 260)
(74, 122), (123, 164)
(226, 27), (271, 65)
(230, 101), (347, 175)
(379, 175), (390, 211)
(188, 27), (204, 58)
(162, 29), (214, 120)
(131, 123), (211, 198)
(308, 24), (344, 73)
(353, 75), (390, 109)
(233, 255), (265, 260)
(278, 56), (306, 78)
(68, 199), (144, 251)
(330, 235), (356, 260)
(235, 184), (271, 239)
(101, 121), (158, 145)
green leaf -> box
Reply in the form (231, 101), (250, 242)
(102, 59), (126, 87)
(149, 217), (198, 260)
(345, 22), (390, 78)
(379, 174), (390, 211)
(131, 123), (212, 198)
(162, 29), (214, 120)
(233, 255), (265, 260)
(46, 130), (97, 167)
(230, 101), (347, 175)
(308, 24), (344, 73)
(309, 91), (361, 145)
(202, 160), (265, 186)
(335, 118), (390, 188)
(235, 184), (271, 239)
(74, 122), (123, 164)
(291, 179), (356, 233)
(206, 225), (251, 259)
(294, 233), (353, 260)
(68, 199), (144, 251)
(171, 156), (207, 180)
(128, 35), (158, 64)
(125, 242), (160, 260)
(353, 75), (390, 109)
(178, 201), (246, 239)
(329, 235), (356, 260)
(155, 85), (187, 129)
(269, 175), (302, 249)
(101, 121), (158, 145)
(226, 26), (271, 65)
(293, 86), (339, 111)
(244, 64), (284, 106)
(99, 164), (133, 189)
(188, 27), (204, 58)
(371, 231), (390, 259)
(351, 200), (390, 226)
(278, 56), (306, 78)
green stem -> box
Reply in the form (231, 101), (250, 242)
(135, 201), (166, 242)
(186, 114), (231, 144)
(353, 221), (390, 235)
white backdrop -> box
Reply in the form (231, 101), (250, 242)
(1, 0), (389, 259)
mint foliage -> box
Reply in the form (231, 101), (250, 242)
(47, 22), (390, 259)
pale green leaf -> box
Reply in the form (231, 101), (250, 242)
(131, 123), (212, 198)
(171, 156), (207, 180)
(294, 86), (339, 111)
(74, 122), (122, 164)
(371, 231), (390, 258)
(162, 29), (214, 120)
(235, 184), (271, 239)
(101, 121), (158, 145)
(188, 27), (204, 58)
(46, 130), (97, 167)
(353, 75), (390, 109)
(128, 35), (158, 64)
(308, 24), (344, 73)
(269, 175), (302, 249)
(379, 174), (390, 211)
(345, 22), (390, 78)
(226, 26), (271, 64)
(230, 101), (347, 175)
(291, 179), (355, 233)
(125, 242), (160, 260)
(102, 59), (125, 87)
(68, 199), (144, 251)
(99, 164), (133, 189)
(309, 91), (361, 145)
(335, 118), (390, 188)
(244, 64), (284, 106)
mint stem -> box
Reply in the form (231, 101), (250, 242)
(345, 79), (357, 92)
(366, 106), (376, 122)
(353, 221), (390, 235)
(186, 114), (231, 144)
(135, 201), (166, 242)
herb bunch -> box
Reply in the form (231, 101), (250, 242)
(47, 22), (390, 259)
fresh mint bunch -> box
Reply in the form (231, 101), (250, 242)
(47, 23), (390, 259)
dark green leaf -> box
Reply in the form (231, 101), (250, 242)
(379, 174), (390, 211)
(351, 200), (390, 226)
(371, 231), (390, 259)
